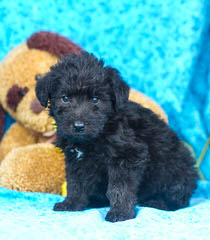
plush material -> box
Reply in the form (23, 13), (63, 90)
(0, 144), (65, 193)
(36, 52), (198, 222)
(6, 85), (29, 112)
(27, 31), (82, 58)
(0, 42), (57, 132)
(0, 34), (66, 193)
(0, 180), (209, 239)
(129, 89), (167, 123)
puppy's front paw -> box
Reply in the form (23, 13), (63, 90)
(105, 210), (135, 222)
(53, 200), (85, 212)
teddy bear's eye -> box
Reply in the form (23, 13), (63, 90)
(19, 91), (26, 97)
(6, 85), (29, 112)
(35, 74), (42, 81)
(62, 96), (69, 103)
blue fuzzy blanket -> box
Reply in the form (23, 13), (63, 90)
(0, 181), (210, 240)
(0, 0), (210, 239)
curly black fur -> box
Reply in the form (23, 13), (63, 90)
(36, 52), (198, 222)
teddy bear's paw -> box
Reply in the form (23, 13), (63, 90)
(105, 209), (135, 222)
(53, 200), (85, 212)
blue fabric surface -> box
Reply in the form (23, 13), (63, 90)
(0, 181), (210, 240)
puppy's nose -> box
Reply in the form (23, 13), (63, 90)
(30, 98), (45, 114)
(73, 121), (85, 132)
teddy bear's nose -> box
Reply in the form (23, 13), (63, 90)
(30, 98), (45, 114)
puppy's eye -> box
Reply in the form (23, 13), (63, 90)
(62, 96), (69, 103)
(92, 97), (99, 104)
(35, 74), (42, 81)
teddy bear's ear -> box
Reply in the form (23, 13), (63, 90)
(0, 104), (5, 141)
(35, 76), (51, 108)
(104, 66), (130, 111)
(27, 31), (82, 58)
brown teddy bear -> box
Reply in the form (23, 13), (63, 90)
(0, 31), (167, 194)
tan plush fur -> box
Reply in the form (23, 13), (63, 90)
(0, 123), (36, 161)
(0, 43), (57, 132)
(0, 143), (65, 193)
(0, 42), (66, 194)
(0, 34), (168, 194)
(129, 89), (168, 123)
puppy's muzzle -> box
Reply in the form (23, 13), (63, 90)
(73, 121), (85, 132)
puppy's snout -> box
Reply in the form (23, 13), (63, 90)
(73, 121), (85, 132)
(30, 98), (45, 114)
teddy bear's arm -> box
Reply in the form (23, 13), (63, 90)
(0, 143), (65, 194)
(129, 89), (168, 123)
(0, 122), (36, 161)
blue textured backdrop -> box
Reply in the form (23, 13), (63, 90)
(0, 0), (209, 178)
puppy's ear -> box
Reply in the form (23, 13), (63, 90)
(35, 74), (51, 108)
(105, 67), (129, 110)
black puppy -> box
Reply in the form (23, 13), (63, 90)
(36, 52), (198, 222)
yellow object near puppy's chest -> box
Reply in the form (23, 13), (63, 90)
(62, 181), (67, 196)
(52, 119), (67, 196)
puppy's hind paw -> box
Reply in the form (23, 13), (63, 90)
(105, 210), (135, 222)
(53, 201), (72, 211)
(53, 201), (85, 212)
